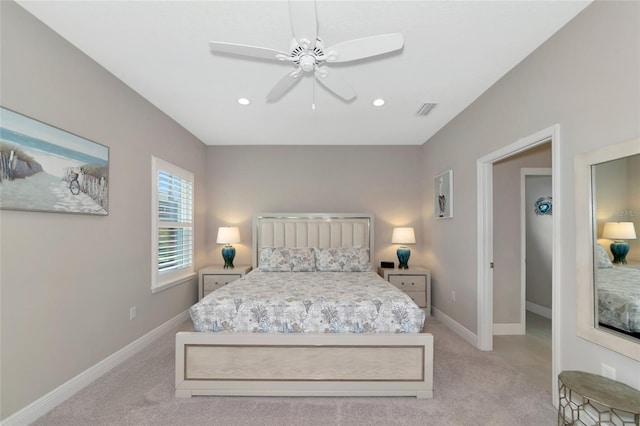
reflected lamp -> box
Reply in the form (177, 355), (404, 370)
(216, 226), (241, 268)
(602, 222), (636, 264)
(392, 227), (416, 269)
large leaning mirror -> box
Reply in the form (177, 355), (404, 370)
(575, 137), (640, 361)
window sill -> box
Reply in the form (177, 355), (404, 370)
(151, 272), (197, 294)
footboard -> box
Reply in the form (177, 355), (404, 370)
(175, 331), (434, 398)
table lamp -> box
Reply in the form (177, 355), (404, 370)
(602, 222), (636, 264)
(392, 227), (416, 269)
(216, 226), (241, 268)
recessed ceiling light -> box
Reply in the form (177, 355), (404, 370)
(373, 98), (385, 107)
(237, 98), (251, 106)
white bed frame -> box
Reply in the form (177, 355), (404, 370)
(175, 213), (434, 398)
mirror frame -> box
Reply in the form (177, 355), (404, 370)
(575, 137), (640, 361)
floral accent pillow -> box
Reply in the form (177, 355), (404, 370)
(315, 248), (371, 272)
(259, 247), (316, 272)
(259, 247), (291, 272)
(596, 244), (613, 269)
(315, 248), (344, 272)
(289, 247), (316, 272)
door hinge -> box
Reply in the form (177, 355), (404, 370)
(490, 262), (494, 269)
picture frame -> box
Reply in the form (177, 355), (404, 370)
(434, 169), (453, 219)
(0, 107), (109, 215)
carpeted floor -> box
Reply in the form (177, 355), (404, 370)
(33, 317), (557, 425)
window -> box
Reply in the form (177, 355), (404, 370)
(151, 157), (194, 292)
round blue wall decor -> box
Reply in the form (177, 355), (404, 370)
(534, 196), (553, 216)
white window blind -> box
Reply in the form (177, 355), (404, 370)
(151, 157), (194, 292)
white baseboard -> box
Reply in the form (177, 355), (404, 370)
(432, 306), (478, 348)
(526, 301), (552, 319)
(493, 323), (525, 335)
(1, 310), (190, 426)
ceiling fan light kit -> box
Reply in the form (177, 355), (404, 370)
(209, 1), (403, 104)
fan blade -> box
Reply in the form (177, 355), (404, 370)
(209, 41), (288, 61)
(288, 0), (317, 49)
(314, 67), (356, 101)
(266, 69), (303, 102)
(325, 33), (404, 63)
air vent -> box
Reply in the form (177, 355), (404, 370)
(417, 103), (437, 116)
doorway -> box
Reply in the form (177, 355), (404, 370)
(476, 125), (561, 405)
(492, 167), (553, 390)
(522, 168), (553, 327)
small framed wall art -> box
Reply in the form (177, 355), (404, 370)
(0, 107), (109, 215)
(434, 169), (453, 219)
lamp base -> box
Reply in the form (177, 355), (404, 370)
(397, 246), (411, 269)
(221, 244), (236, 269)
(610, 240), (629, 264)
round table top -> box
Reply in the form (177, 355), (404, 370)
(559, 371), (640, 414)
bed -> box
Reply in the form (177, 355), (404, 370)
(596, 264), (640, 335)
(175, 213), (434, 398)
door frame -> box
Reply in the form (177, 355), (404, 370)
(521, 167), (553, 331)
(476, 124), (561, 405)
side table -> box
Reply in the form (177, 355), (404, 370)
(377, 266), (431, 313)
(198, 265), (252, 300)
(558, 370), (640, 425)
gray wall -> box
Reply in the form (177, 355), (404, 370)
(629, 156), (640, 262)
(492, 145), (551, 324)
(525, 174), (553, 310)
(0, 2), (207, 419)
(421, 0), (640, 387)
(206, 145), (425, 268)
(594, 156), (640, 262)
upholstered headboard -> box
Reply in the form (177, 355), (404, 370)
(252, 213), (374, 268)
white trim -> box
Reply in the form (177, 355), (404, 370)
(527, 301), (553, 320)
(476, 160), (494, 350)
(1, 311), (190, 426)
(432, 306), (477, 347)
(520, 168), (552, 335)
(575, 137), (640, 361)
(151, 156), (195, 292)
(493, 323), (525, 335)
(150, 272), (197, 294)
(476, 124), (561, 406)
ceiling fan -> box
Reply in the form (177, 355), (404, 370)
(209, 1), (404, 102)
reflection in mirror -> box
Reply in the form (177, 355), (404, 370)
(575, 138), (640, 361)
(592, 154), (640, 341)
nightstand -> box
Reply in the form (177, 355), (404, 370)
(377, 266), (431, 314)
(198, 265), (252, 300)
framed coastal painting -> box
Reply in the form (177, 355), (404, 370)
(434, 169), (453, 219)
(0, 107), (109, 215)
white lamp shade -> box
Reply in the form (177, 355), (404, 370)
(602, 222), (637, 240)
(391, 227), (416, 244)
(216, 227), (241, 244)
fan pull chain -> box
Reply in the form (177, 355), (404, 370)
(312, 77), (316, 110)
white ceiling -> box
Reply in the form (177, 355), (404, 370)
(17, 1), (590, 146)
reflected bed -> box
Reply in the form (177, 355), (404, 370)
(597, 265), (640, 336)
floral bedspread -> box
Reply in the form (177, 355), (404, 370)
(190, 271), (426, 334)
(597, 265), (640, 333)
